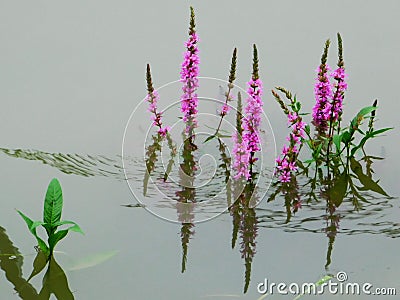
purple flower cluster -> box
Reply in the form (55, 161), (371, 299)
(275, 112), (306, 182)
(312, 65), (348, 133)
(180, 31), (200, 130)
(242, 78), (263, 154)
(312, 65), (333, 131)
(146, 89), (170, 137)
(330, 67), (348, 122)
(232, 132), (250, 180)
(219, 102), (231, 117)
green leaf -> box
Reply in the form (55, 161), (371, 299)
(53, 220), (84, 235)
(332, 134), (342, 151)
(316, 275), (333, 286)
(203, 135), (216, 143)
(305, 139), (314, 150)
(216, 134), (232, 139)
(313, 143), (323, 159)
(48, 221), (83, 254)
(43, 178), (63, 235)
(358, 106), (377, 117)
(48, 230), (68, 254)
(303, 159), (315, 164)
(341, 131), (351, 144)
(17, 210), (49, 254)
(294, 101), (301, 112)
(370, 127), (393, 137)
(304, 124), (311, 135)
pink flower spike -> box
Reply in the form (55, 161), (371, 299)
(180, 9), (200, 134)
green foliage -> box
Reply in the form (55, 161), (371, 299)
(17, 178), (83, 257)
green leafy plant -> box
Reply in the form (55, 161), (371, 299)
(17, 178), (83, 257)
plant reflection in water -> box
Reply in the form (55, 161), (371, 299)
(0, 226), (74, 300)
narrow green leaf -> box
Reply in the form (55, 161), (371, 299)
(370, 127), (393, 137)
(17, 210), (49, 254)
(216, 133), (232, 138)
(303, 159), (315, 164)
(43, 178), (63, 235)
(294, 101), (301, 112)
(203, 135), (216, 143)
(304, 124), (311, 135)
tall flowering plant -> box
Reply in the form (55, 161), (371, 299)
(232, 45), (263, 181)
(243, 45), (263, 168)
(271, 33), (392, 207)
(312, 40), (333, 135)
(146, 64), (170, 137)
(180, 7), (200, 138)
(272, 88), (307, 183)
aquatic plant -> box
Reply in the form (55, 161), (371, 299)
(273, 33), (393, 183)
(180, 6), (200, 137)
(232, 92), (250, 180)
(312, 40), (333, 134)
(242, 45), (263, 173)
(17, 178), (83, 257)
(146, 64), (169, 137)
(205, 47), (238, 143)
(272, 88), (306, 183)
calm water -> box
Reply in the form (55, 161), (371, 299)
(1, 1), (399, 299)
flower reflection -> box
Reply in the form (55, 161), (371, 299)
(268, 152), (391, 272)
(230, 180), (259, 293)
(176, 133), (197, 273)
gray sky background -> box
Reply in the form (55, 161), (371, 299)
(1, 0), (398, 153)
